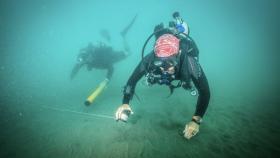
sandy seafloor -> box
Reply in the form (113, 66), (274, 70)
(0, 83), (279, 158)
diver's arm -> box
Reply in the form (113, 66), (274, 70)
(70, 50), (89, 80)
(181, 55), (210, 118)
(192, 68), (210, 118)
(115, 59), (146, 122)
(70, 63), (84, 80)
(183, 68), (210, 139)
(122, 61), (146, 104)
(115, 53), (152, 122)
(121, 52), (156, 104)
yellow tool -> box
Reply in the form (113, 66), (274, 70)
(84, 79), (109, 106)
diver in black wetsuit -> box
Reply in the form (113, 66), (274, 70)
(115, 12), (210, 140)
(70, 42), (127, 80)
(70, 15), (137, 81)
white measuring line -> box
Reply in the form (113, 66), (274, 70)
(40, 105), (115, 120)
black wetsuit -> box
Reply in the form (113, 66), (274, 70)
(122, 29), (210, 117)
(71, 44), (127, 80)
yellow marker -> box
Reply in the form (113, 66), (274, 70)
(84, 79), (109, 106)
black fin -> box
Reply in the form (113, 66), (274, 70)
(120, 14), (138, 38)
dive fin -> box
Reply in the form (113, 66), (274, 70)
(120, 14), (137, 55)
(120, 14), (138, 38)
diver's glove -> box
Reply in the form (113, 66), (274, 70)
(183, 116), (202, 139)
(115, 104), (134, 122)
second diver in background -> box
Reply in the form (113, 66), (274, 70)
(70, 15), (137, 81)
(70, 15), (137, 105)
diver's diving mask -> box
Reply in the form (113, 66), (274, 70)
(148, 58), (178, 85)
(153, 57), (178, 73)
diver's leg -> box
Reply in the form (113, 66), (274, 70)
(191, 68), (210, 117)
(120, 15), (137, 55)
(120, 14), (137, 38)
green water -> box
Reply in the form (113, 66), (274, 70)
(1, 0), (280, 158)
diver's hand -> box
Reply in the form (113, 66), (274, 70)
(183, 121), (200, 140)
(115, 104), (133, 122)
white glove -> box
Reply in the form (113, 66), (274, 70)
(183, 121), (200, 139)
(115, 104), (133, 122)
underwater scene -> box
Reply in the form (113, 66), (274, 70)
(0, 0), (280, 158)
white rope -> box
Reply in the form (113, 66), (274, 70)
(40, 105), (115, 120)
